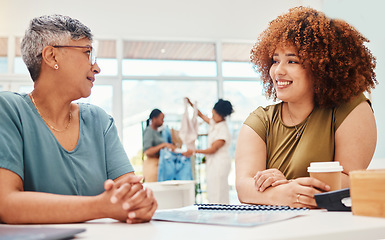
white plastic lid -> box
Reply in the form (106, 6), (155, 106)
(307, 162), (343, 172)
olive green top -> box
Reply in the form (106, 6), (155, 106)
(244, 93), (369, 179)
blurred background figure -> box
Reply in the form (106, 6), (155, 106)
(142, 109), (176, 182)
(185, 98), (234, 204)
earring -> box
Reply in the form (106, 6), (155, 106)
(54, 64), (59, 70)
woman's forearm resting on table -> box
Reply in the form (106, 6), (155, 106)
(236, 176), (293, 206)
(0, 190), (107, 224)
(0, 170), (157, 224)
(237, 174), (330, 208)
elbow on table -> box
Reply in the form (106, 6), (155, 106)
(235, 179), (252, 204)
(0, 205), (19, 224)
(0, 197), (29, 224)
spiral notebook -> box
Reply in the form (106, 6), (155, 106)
(153, 204), (308, 227)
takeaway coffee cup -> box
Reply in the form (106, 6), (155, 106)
(307, 162), (343, 191)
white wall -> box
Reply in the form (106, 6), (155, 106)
(1, 0), (384, 161)
(0, 0), (321, 39)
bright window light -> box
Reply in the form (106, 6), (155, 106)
(123, 59), (217, 77)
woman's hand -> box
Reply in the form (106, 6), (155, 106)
(266, 177), (331, 208)
(185, 97), (193, 107)
(163, 143), (176, 152)
(254, 168), (288, 192)
(291, 177), (330, 208)
(182, 149), (194, 157)
(125, 187), (158, 223)
(103, 175), (158, 223)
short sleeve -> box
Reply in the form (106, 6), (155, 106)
(209, 119), (229, 142)
(142, 128), (153, 152)
(0, 92), (24, 180)
(99, 109), (134, 180)
(334, 93), (370, 130)
(243, 106), (270, 142)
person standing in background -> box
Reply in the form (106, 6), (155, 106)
(142, 109), (176, 182)
(185, 98), (234, 204)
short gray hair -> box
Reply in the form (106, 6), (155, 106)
(21, 14), (93, 81)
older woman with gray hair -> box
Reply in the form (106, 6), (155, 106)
(0, 14), (157, 224)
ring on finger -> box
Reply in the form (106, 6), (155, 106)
(296, 194), (301, 203)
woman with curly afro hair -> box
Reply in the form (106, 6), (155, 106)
(235, 6), (377, 208)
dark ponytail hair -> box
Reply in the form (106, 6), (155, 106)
(213, 99), (234, 118)
(146, 108), (162, 126)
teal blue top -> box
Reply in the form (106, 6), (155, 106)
(0, 92), (134, 196)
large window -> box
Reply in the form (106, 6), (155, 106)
(122, 80), (217, 173)
(95, 40), (118, 76)
(121, 40), (220, 175)
(14, 37), (29, 74)
(76, 85), (113, 115)
(222, 43), (258, 78)
(123, 41), (217, 77)
(224, 81), (275, 122)
(0, 38), (7, 74)
(123, 59), (216, 77)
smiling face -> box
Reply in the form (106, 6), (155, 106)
(55, 38), (101, 99)
(269, 46), (314, 104)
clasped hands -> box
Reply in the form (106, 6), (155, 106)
(103, 174), (158, 224)
(254, 169), (330, 208)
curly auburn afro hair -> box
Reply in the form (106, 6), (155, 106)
(250, 6), (377, 107)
